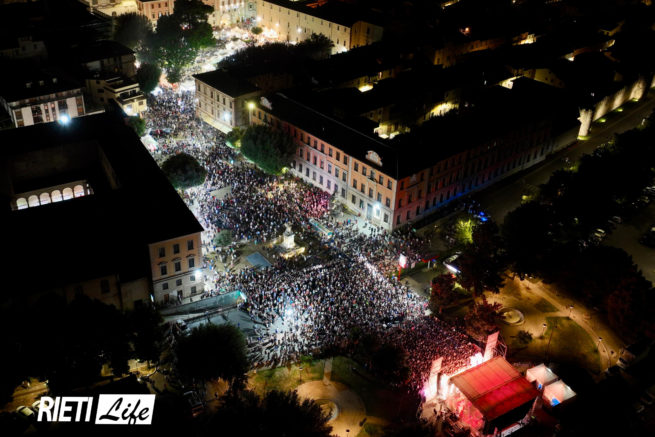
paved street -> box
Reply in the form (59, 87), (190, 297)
(478, 93), (655, 223)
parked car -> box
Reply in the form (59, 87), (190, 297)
(610, 216), (622, 224)
(16, 406), (35, 421)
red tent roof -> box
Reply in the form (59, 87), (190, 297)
(450, 356), (539, 421)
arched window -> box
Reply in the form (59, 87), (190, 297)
(62, 187), (74, 200)
(51, 190), (62, 202)
(73, 185), (85, 198)
(39, 192), (51, 205)
(16, 198), (28, 210)
(28, 195), (39, 207)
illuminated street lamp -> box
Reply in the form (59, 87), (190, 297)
(541, 323), (547, 337)
(568, 305), (574, 318)
(58, 113), (70, 125)
(597, 337), (603, 348)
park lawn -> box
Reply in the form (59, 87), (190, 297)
(330, 356), (418, 422)
(247, 360), (324, 396)
(356, 422), (386, 437)
(544, 317), (601, 374)
(534, 298), (558, 313)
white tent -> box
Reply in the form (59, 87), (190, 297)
(543, 380), (576, 406)
(526, 364), (558, 390)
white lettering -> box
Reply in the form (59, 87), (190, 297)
(37, 396), (54, 422)
(58, 398), (73, 422)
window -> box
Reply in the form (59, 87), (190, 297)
(328, 148), (333, 157)
(344, 156), (348, 165)
(158, 247), (165, 258)
(187, 239), (194, 250)
(334, 168), (339, 178)
(319, 175), (323, 185)
(328, 163), (332, 173)
(377, 193), (382, 202)
(353, 180), (357, 188)
(362, 166), (367, 176)
(174, 261), (181, 272)
(336, 151), (341, 160)
(342, 172), (347, 182)
(162, 283), (169, 290)
(387, 180), (392, 190)
(369, 188), (373, 198)
(396, 215), (401, 225)
(320, 160), (324, 169)
(191, 286), (197, 294)
(189, 258), (195, 268)
(351, 195), (356, 204)
(341, 188), (346, 198)
(406, 211), (411, 220)
(386, 197), (390, 207)
(359, 199), (364, 209)
(100, 279), (110, 294)
(398, 199), (403, 208)
(176, 279), (182, 286)
(160, 265), (168, 276)
(354, 162), (359, 172)
(173, 243), (180, 254)
(400, 181), (404, 189)
(383, 213), (389, 223)
(190, 275), (196, 282)
(312, 171), (317, 181)
(327, 180), (331, 189)
(360, 183), (365, 193)
(379, 175), (383, 185)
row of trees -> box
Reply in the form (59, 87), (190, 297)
(429, 112), (655, 341)
(112, 0), (215, 84)
(0, 295), (164, 402)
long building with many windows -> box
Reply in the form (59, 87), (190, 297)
(250, 82), (571, 230)
(255, 0), (383, 53)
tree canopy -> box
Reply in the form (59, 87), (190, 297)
(240, 124), (296, 174)
(458, 221), (506, 296)
(213, 229), (233, 247)
(202, 389), (332, 437)
(175, 324), (249, 384)
(161, 152), (207, 189)
(127, 116), (146, 137)
(136, 62), (162, 93)
(112, 13), (152, 50)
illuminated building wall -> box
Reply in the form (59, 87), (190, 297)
(136, 0), (174, 23)
(255, 0), (383, 53)
(194, 72), (261, 133)
(1, 86), (85, 128)
(86, 75), (148, 116)
(250, 91), (557, 230)
(149, 233), (204, 304)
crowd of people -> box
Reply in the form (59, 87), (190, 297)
(145, 86), (480, 394)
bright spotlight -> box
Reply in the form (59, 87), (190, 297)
(58, 114), (70, 125)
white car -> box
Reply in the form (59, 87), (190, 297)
(16, 406), (35, 421)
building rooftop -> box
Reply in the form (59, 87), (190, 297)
(193, 69), (260, 97)
(451, 356), (539, 421)
(0, 65), (82, 102)
(0, 109), (203, 293)
(67, 39), (134, 64)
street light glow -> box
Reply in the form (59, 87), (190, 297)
(58, 114), (70, 125)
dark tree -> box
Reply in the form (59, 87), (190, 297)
(226, 127), (244, 147)
(429, 273), (456, 313)
(136, 63), (162, 93)
(128, 305), (165, 365)
(127, 116), (146, 137)
(458, 221), (506, 296)
(171, 0), (215, 50)
(175, 324), (248, 384)
(161, 152), (207, 189)
(251, 26), (263, 35)
(203, 389), (333, 437)
(607, 274), (655, 341)
(213, 229), (233, 247)
(373, 343), (408, 383)
(112, 13), (152, 50)
(240, 125), (296, 174)
(502, 202), (555, 278)
(150, 15), (197, 83)
(295, 33), (334, 59)
(464, 297), (501, 338)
